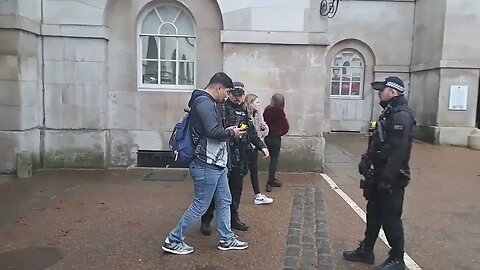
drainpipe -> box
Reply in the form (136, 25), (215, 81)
(408, 0), (417, 104)
(39, 0), (46, 168)
(370, 71), (375, 122)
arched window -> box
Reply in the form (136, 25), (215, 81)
(330, 50), (364, 97)
(138, 4), (196, 90)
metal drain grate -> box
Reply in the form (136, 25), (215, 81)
(137, 150), (177, 168)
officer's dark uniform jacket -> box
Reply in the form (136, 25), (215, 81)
(371, 95), (415, 185)
(219, 99), (266, 174)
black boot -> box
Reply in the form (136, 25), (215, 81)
(271, 179), (282, 187)
(343, 241), (375, 265)
(266, 179), (282, 192)
(200, 222), (211, 236)
(231, 219), (249, 231)
(376, 252), (405, 270)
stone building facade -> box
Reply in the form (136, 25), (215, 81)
(0, 0), (479, 173)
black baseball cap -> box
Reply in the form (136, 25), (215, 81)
(371, 76), (406, 93)
(230, 81), (245, 96)
(207, 72), (234, 89)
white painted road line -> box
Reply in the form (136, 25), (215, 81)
(320, 173), (422, 270)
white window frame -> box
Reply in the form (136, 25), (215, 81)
(330, 50), (365, 100)
(137, 4), (197, 92)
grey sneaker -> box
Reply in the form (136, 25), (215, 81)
(218, 237), (249, 251)
(162, 237), (194, 255)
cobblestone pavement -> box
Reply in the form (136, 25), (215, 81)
(283, 187), (332, 270)
(0, 170), (324, 270)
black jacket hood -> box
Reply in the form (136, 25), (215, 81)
(188, 89), (213, 107)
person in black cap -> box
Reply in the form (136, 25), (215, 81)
(200, 81), (270, 234)
(343, 76), (415, 270)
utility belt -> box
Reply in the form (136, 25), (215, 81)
(359, 169), (376, 200)
(228, 142), (248, 174)
(360, 169), (410, 198)
(359, 155), (411, 200)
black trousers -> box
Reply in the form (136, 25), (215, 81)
(264, 136), (281, 183)
(202, 168), (244, 224)
(247, 149), (260, 195)
(363, 183), (405, 257)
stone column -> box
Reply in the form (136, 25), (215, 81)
(0, 0), (42, 173)
(219, 1), (329, 171)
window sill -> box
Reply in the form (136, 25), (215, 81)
(138, 85), (196, 92)
(330, 95), (363, 100)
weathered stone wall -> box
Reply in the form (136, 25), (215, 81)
(0, 0), (42, 173)
(224, 43), (326, 171)
(411, 0), (480, 146)
(1, 0), (479, 173)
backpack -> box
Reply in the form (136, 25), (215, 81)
(168, 96), (207, 167)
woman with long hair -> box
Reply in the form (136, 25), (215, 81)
(263, 93), (289, 192)
(245, 94), (274, 205)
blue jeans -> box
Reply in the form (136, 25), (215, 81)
(168, 161), (234, 243)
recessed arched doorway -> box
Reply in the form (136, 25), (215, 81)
(325, 39), (376, 133)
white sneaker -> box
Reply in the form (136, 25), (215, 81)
(254, 193), (273, 205)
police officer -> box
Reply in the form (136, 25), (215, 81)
(201, 82), (269, 234)
(343, 76), (415, 270)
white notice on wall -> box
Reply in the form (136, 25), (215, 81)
(449, 85), (468, 111)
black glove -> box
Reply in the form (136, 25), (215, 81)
(358, 154), (370, 176)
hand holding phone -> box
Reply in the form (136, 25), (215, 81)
(227, 126), (246, 138)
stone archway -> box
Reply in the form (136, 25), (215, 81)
(325, 39), (376, 133)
